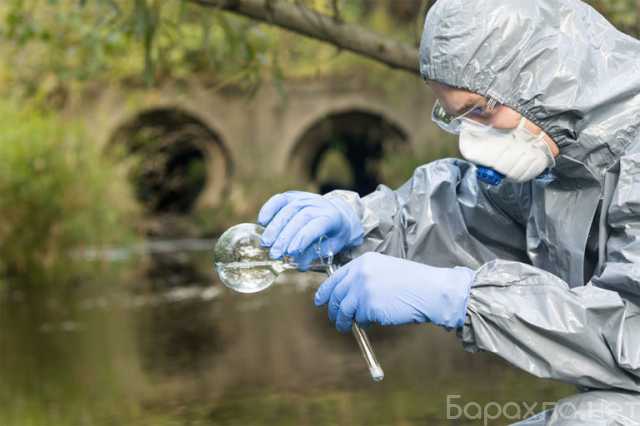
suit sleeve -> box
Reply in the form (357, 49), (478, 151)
(460, 155), (640, 391)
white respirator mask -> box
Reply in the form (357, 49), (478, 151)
(459, 117), (556, 183)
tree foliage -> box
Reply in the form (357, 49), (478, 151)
(1, 0), (275, 93)
(0, 0), (424, 98)
(1, 0), (638, 98)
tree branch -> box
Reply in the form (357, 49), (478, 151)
(188, 0), (420, 75)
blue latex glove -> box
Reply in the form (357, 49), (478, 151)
(257, 191), (364, 270)
(314, 252), (475, 332)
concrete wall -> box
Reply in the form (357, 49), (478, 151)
(68, 74), (445, 210)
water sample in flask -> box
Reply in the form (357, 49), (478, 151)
(214, 223), (290, 293)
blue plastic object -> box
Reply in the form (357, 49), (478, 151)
(314, 252), (475, 332)
(477, 167), (555, 185)
(476, 166), (504, 186)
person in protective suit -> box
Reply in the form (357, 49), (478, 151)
(258, 0), (640, 423)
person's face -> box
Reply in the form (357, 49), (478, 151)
(428, 81), (560, 157)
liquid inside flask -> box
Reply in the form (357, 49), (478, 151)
(214, 223), (294, 293)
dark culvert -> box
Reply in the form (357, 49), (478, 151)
(291, 110), (409, 196)
(110, 109), (227, 214)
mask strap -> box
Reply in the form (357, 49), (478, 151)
(517, 116), (528, 131)
(517, 116), (547, 143)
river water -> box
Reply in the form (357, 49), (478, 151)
(0, 242), (573, 425)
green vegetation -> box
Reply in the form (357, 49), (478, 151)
(0, 101), (138, 282)
(593, 0), (639, 35)
(0, 0), (424, 100)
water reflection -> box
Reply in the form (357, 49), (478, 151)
(0, 248), (573, 425)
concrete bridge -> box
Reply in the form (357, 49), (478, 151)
(70, 74), (446, 213)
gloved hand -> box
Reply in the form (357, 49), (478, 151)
(314, 252), (475, 332)
(257, 191), (364, 270)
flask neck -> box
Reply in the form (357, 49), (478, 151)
(281, 256), (333, 273)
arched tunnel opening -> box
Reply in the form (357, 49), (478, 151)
(109, 109), (230, 214)
(291, 110), (409, 195)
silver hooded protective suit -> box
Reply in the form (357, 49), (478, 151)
(325, 0), (640, 423)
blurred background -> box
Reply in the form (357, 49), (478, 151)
(0, 1), (637, 425)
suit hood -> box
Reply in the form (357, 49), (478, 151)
(419, 0), (640, 180)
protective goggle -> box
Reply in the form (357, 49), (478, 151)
(431, 97), (499, 135)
